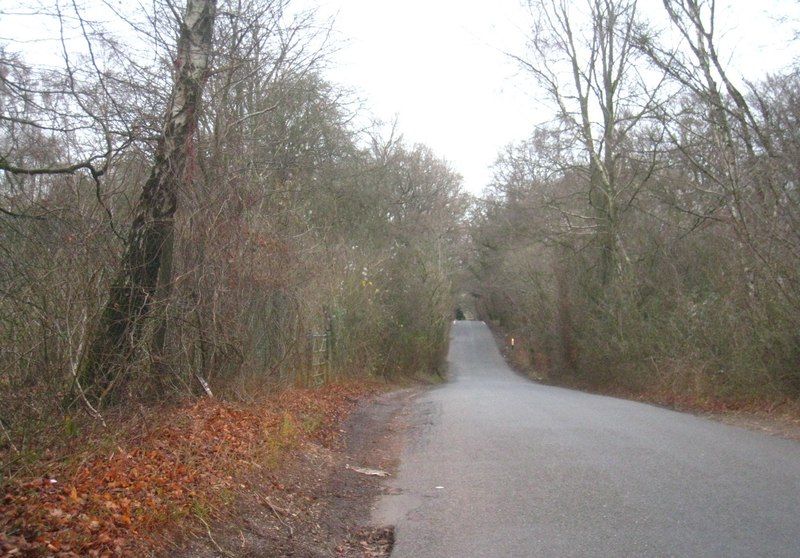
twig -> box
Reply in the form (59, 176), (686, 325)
(258, 494), (294, 537)
(196, 514), (234, 557)
(68, 310), (107, 427)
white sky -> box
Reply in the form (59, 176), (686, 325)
(316, 0), (538, 194)
(316, 0), (800, 194)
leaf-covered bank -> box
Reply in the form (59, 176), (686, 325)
(1, 382), (386, 556)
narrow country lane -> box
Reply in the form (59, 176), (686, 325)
(375, 321), (800, 557)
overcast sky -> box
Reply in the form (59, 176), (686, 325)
(316, 0), (800, 194)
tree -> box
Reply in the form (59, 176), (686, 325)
(77, 0), (217, 402)
(472, 0), (800, 398)
(515, 0), (662, 285)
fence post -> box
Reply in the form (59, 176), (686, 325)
(323, 305), (333, 382)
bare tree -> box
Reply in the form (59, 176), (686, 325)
(0, 0), (468, 470)
(637, 0), (800, 313)
(472, 0), (800, 399)
(77, 0), (217, 402)
(515, 0), (663, 285)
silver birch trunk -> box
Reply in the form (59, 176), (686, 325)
(78, 0), (217, 402)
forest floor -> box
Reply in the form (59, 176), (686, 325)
(1, 383), (414, 557)
(490, 324), (800, 442)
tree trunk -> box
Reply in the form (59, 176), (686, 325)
(78, 0), (217, 403)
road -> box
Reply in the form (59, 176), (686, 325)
(374, 321), (800, 557)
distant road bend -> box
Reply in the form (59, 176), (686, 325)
(375, 321), (800, 557)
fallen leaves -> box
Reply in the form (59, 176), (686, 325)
(0, 381), (381, 557)
(341, 526), (395, 557)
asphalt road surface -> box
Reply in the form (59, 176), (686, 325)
(374, 321), (800, 557)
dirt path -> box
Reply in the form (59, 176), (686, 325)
(166, 389), (416, 558)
